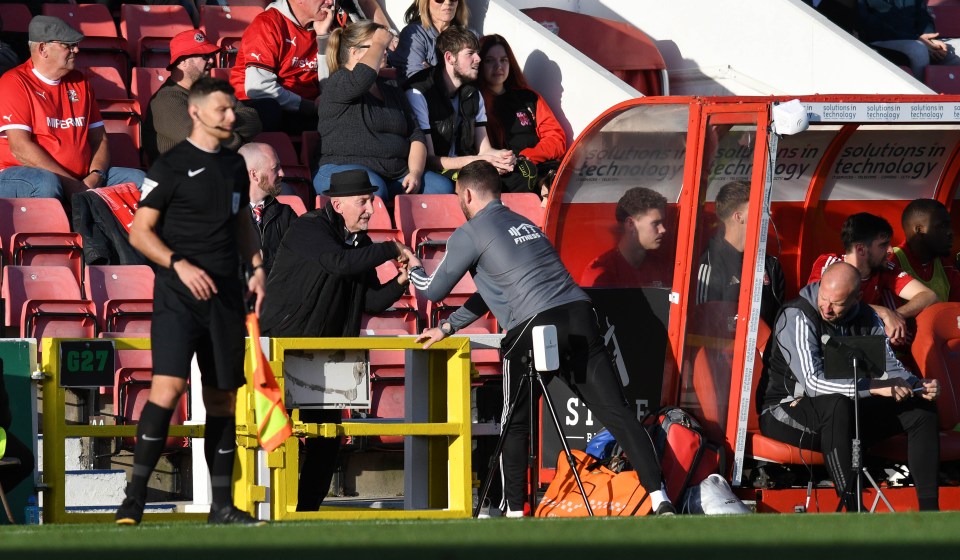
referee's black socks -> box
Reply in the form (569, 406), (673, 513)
(205, 415), (237, 509)
(127, 401), (175, 501)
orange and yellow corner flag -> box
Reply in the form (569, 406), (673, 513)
(246, 313), (292, 452)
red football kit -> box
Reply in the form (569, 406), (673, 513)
(229, 5), (320, 102)
(0, 59), (103, 178)
(808, 253), (915, 306)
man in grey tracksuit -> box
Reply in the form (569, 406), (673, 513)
(408, 161), (674, 516)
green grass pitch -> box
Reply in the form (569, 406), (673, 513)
(3, 512), (960, 560)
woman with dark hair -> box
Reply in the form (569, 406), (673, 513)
(478, 34), (567, 195)
(314, 19), (453, 202)
(389, 0), (471, 83)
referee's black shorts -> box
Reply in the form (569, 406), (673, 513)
(151, 271), (246, 391)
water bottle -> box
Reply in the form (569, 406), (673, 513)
(24, 495), (41, 525)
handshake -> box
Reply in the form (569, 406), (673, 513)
(392, 241), (422, 284)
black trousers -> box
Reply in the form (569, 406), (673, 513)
(498, 300), (662, 510)
(296, 409), (342, 511)
(244, 98), (318, 134)
(760, 393), (940, 510)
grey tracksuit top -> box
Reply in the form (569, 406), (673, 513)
(408, 199), (588, 332)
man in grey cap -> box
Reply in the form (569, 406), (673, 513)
(0, 16), (145, 199)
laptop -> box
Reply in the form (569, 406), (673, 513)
(822, 335), (887, 380)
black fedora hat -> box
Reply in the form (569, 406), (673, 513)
(323, 169), (377, 197)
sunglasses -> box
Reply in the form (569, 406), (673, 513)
(432, 0), (459, 4)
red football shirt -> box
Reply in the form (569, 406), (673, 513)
(229, 6), (320, 102)
(808, 253), (914, 306)
(581, 247), (673, 289)
(0, 59), (103, 178)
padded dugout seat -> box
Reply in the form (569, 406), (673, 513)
(871, 303), (960, 462)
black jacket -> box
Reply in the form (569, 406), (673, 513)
(405, 64), (482, 160)
(259, 203), (406, 337)
(251, 196), (297, 277)
(72, 190), (146, 266)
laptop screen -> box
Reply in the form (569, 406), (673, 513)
(822, 335), (887, 380)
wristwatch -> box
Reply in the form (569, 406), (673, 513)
(440, 321), (456, 336)
(169, 253), (185, 269)
(89, 169), (106, 185)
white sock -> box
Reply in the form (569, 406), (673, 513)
(649, 489), (669, 510)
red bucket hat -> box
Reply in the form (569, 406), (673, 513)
(168, 30), (221, 68)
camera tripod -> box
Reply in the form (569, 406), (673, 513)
(835, 356), (894, 513)
(474, 353), (594, 517)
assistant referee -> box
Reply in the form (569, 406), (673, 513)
(116, 78), (266, 526)
(409, 161), (675, 517)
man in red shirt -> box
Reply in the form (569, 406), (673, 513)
(0, 16), (144, 200)
(808, 212), (937, 346)
(581, 187), (673, 289)
(230, 0), (336, 132)
(891, 198), (960, 303)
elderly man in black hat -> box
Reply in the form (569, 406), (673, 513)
(0, 16), (145, 199)
(143, 29), (261, 163)
(259, 168), (411, 510)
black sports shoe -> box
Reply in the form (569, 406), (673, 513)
(207, 504), (267, 526)
(115, 496), (145, 525)
(655, 501), (676, 516)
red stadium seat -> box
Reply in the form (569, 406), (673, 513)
(107, 131), (144, 169)
(930, 5), (960, 39)
(200, 5), (263, 67)
(114, 367), (188, 451)
(300, 131), (320, 171)
(120, 4), (195, 67)
(81, 66), (130, 100)
(925, 65), (960, 94)
(131, 67), (172, 117)
(43, 4), (130, 78)
(276, 195), (308, 216)
(522, 7), (668, 96)
(84, 265), (155, 334)
(393, 195), (465, 259)
(1, 266), (96, 339)
(0, 198), (84, 286)
(254, 132), (314, 209)
(367, 379), (404, 446)
(0, 4), (32, 32)
(501, 193), (545, 228)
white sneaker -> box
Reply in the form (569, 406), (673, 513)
(505, 508), (525, 518)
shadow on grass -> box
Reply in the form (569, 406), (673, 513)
(1, 544), (954, 560)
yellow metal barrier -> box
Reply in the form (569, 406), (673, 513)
(39, 337), (207, 524)
(40, 335), (473, 523)
(234, 336), (473, 520)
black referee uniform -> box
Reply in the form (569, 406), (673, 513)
(138, 140), (250, 385)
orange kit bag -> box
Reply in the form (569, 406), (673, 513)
(535, 449), (652, 517)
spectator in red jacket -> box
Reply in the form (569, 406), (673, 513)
(478, 34), (567, 197)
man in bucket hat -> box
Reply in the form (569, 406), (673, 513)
(144, 29), (261, 162)
(0, 16), (145, 199)
(259, 169), (413, 510)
